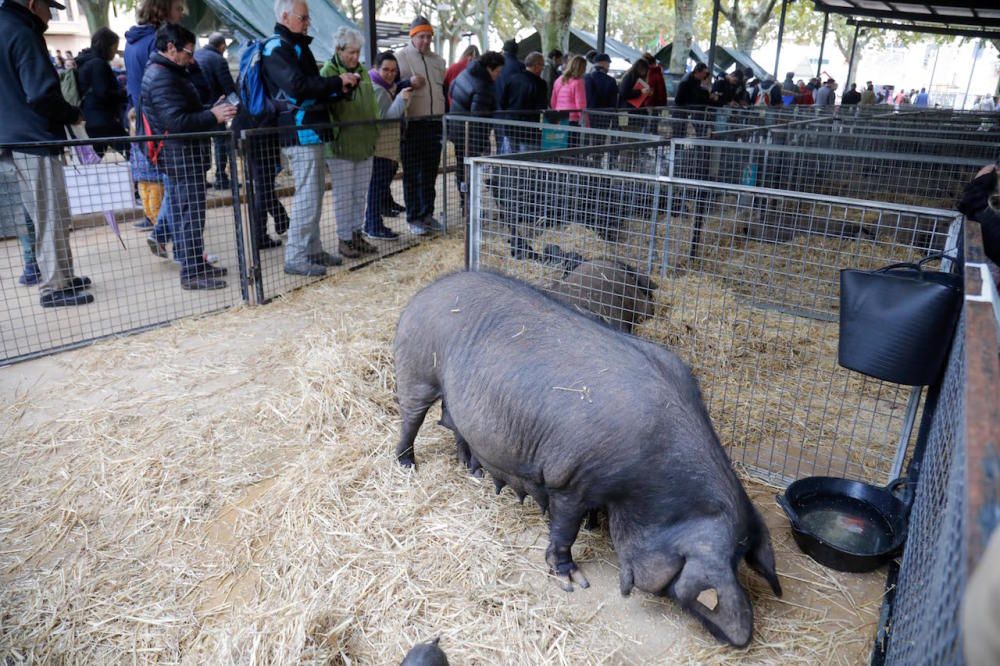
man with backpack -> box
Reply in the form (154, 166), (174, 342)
(261, 0), (359, 276)
(195, 32), (236, 189)
(0, 0), (93, 308)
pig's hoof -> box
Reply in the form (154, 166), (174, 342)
(397, 454), (416, 468)
(552, 565), (590, 592)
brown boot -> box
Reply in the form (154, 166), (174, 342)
(338, 238), (362, 259)
(351, 230), (378, 255)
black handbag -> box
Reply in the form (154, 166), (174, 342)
(839, 254), (963, 386)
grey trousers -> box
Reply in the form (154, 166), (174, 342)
(326, 156), (373, 241)
(7, 152), (74, 295)
(282, 144), (327, 266)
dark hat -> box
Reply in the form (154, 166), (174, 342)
(410, 16), (431, 30)
(594, 53), (611, 64)
(502, 38), (518, 54)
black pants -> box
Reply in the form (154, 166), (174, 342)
(366, 156), (397, 232)
(401, 119), (442, 223)
(245, 137), (289, 244)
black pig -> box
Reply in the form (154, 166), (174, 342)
(401, 637), (449, 666)
(393, 271), (781, 647)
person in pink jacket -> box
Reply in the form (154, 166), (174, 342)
(550, 55), (587, 124)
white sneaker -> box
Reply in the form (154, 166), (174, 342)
(204, 253), (220, 265)
(408, 224), (428, 236)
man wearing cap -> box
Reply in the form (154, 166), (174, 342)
(495, 38), (524, 107)
(584, 53), (618, 130)
(263, 0), (359, 276)
(0, 0), (95, 308)
(396, 16), (446, 235)
(195, 32), (237, 189)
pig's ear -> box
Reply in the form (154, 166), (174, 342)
(635, 272), (658, 294)
(670, 558), (754, 648)
(745, 509), (782, 597)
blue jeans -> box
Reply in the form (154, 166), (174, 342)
(166, 170), (209, 278)
(152, 172), (173, 246)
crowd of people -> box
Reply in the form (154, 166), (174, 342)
(3, 0), (997, 306)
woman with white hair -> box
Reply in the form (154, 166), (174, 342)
(319, 26), (379, 258)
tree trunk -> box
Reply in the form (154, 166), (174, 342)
(670, 0), (695, 76)
(77, 0), (110, 33)
(544, 0), (574, 55)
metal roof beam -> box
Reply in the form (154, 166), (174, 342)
(826, 6), (1000, 27)
(846, 17), (1000, 39)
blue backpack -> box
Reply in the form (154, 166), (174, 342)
(237, 36), (282, 118)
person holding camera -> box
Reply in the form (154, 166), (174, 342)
(140, 23), (238, 291)
(264, 0), (360, 276)
(319, 27), (380, 259)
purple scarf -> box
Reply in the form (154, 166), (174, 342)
(369, 68), (393, 93)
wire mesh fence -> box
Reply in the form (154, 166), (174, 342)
(767, 127), (1000, 160)
(1, 131), (246, 363)
(238, 119), (429, 304)
(879, 314), (966, 665)
(669, 138), (984, 209)
(441, 113), (660, 236)
(467, 148), (961, 486)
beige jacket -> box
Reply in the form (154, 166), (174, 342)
(396, 43), (446, 118)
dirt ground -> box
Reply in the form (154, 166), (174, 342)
(0, 236), (887, 664)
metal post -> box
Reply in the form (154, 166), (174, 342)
(927, 44), (940, 95)
(961, 40), (983, 110)
(846, 23), (860, 88)
(816, 12), (829, 80)
(707, 0), (720, 77)
(363, 0), (377, 66)
(773, 0), (789, 80)
(597, 0), (608, 54)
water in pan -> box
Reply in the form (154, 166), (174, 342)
(798, 496), (896, 555)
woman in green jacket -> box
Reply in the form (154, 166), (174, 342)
(319, 27), (379, 258)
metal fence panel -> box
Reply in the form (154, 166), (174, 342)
(239, 120), (429, 304)
(883, 315), (966, 665)
(467, 151), (960, 485)
(1, 132), (245, 364)
(768, 128), (1000, 161)
(669, 139), (984, 209)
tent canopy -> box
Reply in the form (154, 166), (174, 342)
(198, 0), (390, 62)
(516, 28), (643, 64)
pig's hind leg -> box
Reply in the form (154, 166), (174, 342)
(546, 494), (591, 592)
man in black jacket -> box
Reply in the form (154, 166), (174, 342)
(263, 0), (358, 276)
(584, 53), (617, 131)
(674, 63), (712, 109)
(194, 32), (236, 189)
(0, 0), (92, 308)
(141, 23), (237, 291)
(500, 51), (548, 150)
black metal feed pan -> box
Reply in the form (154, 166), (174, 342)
(776, 476), (912, 573)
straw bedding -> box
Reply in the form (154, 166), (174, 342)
(2, 236), (885, 664)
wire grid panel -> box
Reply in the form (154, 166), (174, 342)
(770, 128), (1000, 161)
(241, 120), (431, 304)
(1, 132), (244, 364)
(442, 115), (659, 236)
(830, 122), (1000, 144)
(669, 139), (984, 209)
(884, 315), (966, 666)
(468, 155), (959, 486)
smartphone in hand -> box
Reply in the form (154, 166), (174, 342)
(225, 92), (241, 107)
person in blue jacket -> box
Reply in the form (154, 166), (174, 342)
(124, 0), (184, 241)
